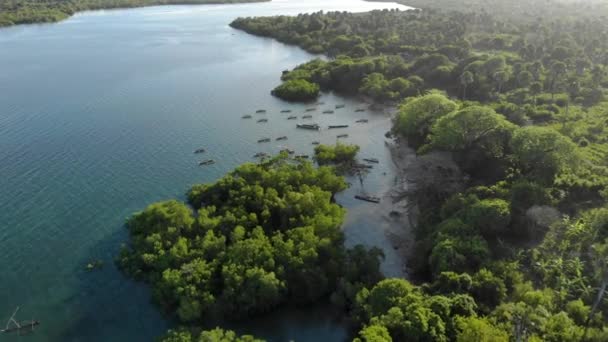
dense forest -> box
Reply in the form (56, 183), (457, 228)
(0, 0), (265, 27)
(226, 4), (608, 341)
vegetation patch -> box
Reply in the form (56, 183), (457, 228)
(118, 156), (384, 323)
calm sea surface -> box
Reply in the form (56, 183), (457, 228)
(0, 1), (411, 340)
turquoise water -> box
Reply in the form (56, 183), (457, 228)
(0, 1), (410, 341)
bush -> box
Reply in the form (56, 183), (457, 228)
(271, 79), (320, 101)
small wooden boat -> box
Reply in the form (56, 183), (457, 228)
(280, 148), (295, 154)
(335, 104), (345, 109)
(287, 116), (297, 120)
(363, 158), (380, 164)
(242, 115), (252, 119)
(328, 125), (348, 129)
(257, 118), (268, 123)
(295, 155), (309, 159)
(1, 307), (40, 335)
(258, 138), (271, 143)
(194, 148), (206, 154)
(311, 141), (320, 145)
(355, 119), (369, 123)
(355, 163), (373, 169)
(280, 110), (292, 113)
(302, 115), (313, 119)
(199, 159), (215, 166)
(255, 109), (267, 113)
(322, 110), (334, 114)
(337, 134), (349, 138)
(297, 123), (320, 130)
(253, 152), (268, 158)
(355, 194), (381, 203)
(276, 136), (288, 141)
(1, 321), (40, 334)
(305, 108), (316, 112)
(355, 108), (366, 112)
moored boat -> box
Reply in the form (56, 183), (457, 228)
(276, 136), (288, 141)
(255, 109), (267, 113)
(337, 134), (349, 138)
(194, 148), (206, 154)
(355, 108), (366, 112)
(297, 123), (320, 130)
(355, 119), (369, 123)
(287, 116), (297, 120)
(295, 154), (309, 159)
(257, 118), (268, 123)
(354, 194), (381, 203)
(322, 110), (334, 114)
(302, 114), (313, 119)
(1, 307), (40, 335)
(199, 159), (215, 166)
(311, 141), (320, 145)
(328, 125), (348, 129)
(280, 110), (292, 113)
(363, 158), (380, 164)
(355, 163), (373, 169)
(305, 108), (316, 112)
(335, 104), (345, 109)
(242, 115), (252, 119)
(257, 138), (271, 143)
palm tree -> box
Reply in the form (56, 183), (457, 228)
(530, 82), (542, 107)
(549, 61), (567, 101)
(494, 70), (509, 95)
(583, 242), (608, 341)
(591, 65), (605, 87)
(460, 71), (474, 101)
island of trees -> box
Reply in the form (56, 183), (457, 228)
(226, 3), (608, 340)
(118, 155), (385, 329)
(0, 0), (266, 27)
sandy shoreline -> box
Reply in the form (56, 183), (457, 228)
(377, 109), (464, 277)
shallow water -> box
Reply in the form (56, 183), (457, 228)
(0, 1), (410, 340)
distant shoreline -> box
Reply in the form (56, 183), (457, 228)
(0, 0), (269, 28)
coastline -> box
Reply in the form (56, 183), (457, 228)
(380, 128), (418, 278)
(379, 109), (465, 278)
(0, 0), (270, 29)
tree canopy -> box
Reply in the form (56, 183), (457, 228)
(118, 156), (383, 322)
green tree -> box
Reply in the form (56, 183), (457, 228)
(394, 93), (458, 147)
(510, 126), (579, 184)
(428, 106), (515, 158)
(354, 324), (393, 342)
(271, 79), (320, 101)
(456, 316), (509, 342)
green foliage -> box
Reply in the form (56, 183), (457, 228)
(394, 93), (458, 147)
(510, 126), (579, 184)
(271, 79), (319, 101)
(427, 106), (515, 159)
(455, 316), (508, 342)
(160, 328), (264, 342)
(354, 324), (393, 342)
(118, 156), (383, 321)
(314, 143), (360, 166)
